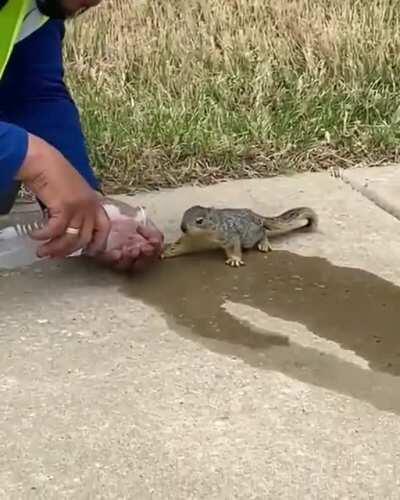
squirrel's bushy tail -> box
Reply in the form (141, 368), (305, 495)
(262, 207), (318, 237)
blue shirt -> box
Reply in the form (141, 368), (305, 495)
(0, 19), (99, 194)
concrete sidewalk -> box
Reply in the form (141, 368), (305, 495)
(1, 167), (400, 498)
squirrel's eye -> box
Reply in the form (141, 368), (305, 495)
(195, 217), (204, 224)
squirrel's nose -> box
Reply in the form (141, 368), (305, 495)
(180, 221), (187, 233)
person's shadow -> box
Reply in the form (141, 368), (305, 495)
(120, 249), (400, 415)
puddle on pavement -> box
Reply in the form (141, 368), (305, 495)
(121, 250), (400, 414)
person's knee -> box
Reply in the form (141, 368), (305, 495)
(0, 182), (20, 215)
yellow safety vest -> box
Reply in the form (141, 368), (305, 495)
(0, 0), (48, 79)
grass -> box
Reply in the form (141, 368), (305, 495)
(64, 0), (400, 193)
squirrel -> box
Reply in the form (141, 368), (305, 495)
(162, 205), (318, 267)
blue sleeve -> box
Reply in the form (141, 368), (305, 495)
(0, 121), (28, 192)
(0, 20), (100, 192)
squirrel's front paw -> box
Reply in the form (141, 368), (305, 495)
(161, 242), (179, 258)
(225, 256), (245, 267)
(161, 241), (182, 259)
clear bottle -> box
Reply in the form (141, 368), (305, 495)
(0, 206), (46, 270)
(0, 202), (152, 270)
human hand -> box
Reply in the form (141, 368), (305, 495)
(90, 204), (164, 272)
(17, 133), (111, 258)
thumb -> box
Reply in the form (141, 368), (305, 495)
(136, 224), (164, 247)
(29, 208), (69, 241)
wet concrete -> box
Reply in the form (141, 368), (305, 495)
(3, 253), (400, 498)
(122, 249), (400, 415)
(3, 172), (400, 497)
(2, 191), (400, 417)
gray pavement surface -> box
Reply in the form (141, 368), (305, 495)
(1, 168), (400, 498)
(340, 164), (400, 221)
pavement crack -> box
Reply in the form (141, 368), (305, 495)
(328, 167), (400, 223)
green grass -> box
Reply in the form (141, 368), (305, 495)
(64, 0), (400, 193)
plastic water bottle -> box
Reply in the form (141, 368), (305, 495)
(0, 203), (151, 270)
(0, 209), (46, 269)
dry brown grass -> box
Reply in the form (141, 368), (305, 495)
(64, 0), (400, 193)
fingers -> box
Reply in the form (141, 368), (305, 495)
(121, 245), (156, 272)
(114, 247), (141, 271)
(86, 206), (111, 256)
(93, 241), (157, 273)
(34, 209), (98, 259)
(36, 234), (78, 258)
(30, 208), (68, 241)
(102, 221), (164, 272)
(126, 239), (162, 271)
(35, 214), (85, 258)
(136, 224), (163, 244)
(140, 244), (157, 257)
(136, 224), (164, 255)
(31, 204), (111, 260)
(94, 245), (141, 272)
(94, 248), (123, 264)
(79, 211), (95, 250)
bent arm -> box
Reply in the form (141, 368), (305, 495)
(0, 19), (100, 193)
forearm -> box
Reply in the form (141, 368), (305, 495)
(0, 121), (29, 192)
